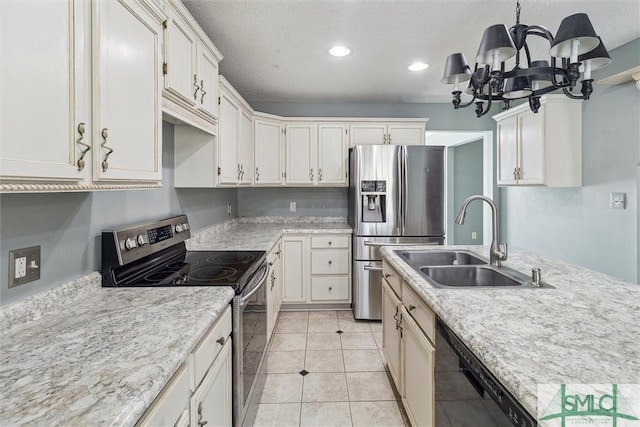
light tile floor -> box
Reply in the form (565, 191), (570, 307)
(250, 310), (408, 427)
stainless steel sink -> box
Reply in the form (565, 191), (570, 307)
(421, 265), (523, 287)
(396, 250), (487, 266)
(394, 249), (553, 289)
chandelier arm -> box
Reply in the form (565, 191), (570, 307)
(521, 25), (554, 43)
(562, 87), (585, 100)
(459, 94), (477, 109)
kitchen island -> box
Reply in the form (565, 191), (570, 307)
(381, 244), (640, 418)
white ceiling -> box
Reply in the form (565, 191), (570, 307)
(182, 0), (640, 104)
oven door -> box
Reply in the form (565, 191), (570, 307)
(233, 262), (269, 427)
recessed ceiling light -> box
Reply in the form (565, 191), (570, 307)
(408, 62), (430, 72)
(329, 46), (351, 57)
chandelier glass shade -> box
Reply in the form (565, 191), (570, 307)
(442, 1), (611, 117)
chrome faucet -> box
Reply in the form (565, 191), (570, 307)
(455, 195), (508, 267)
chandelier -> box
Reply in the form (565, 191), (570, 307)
(441, 0), (611, 117)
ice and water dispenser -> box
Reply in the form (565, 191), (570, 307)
(360, 180), (386, 222)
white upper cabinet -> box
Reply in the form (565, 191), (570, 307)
(349, 121), (426, 146)
(285, 123), (316, 185)
(318, 124), (348, 185)
(1, 0), (165, 191)
(1, 0), (89, 183)
(254, 115), (284, 185)
(217, 78), (253, 185)
(161, 0), (222, 132)
(493, 95), (582, 187)
(92, 0), (164, 182)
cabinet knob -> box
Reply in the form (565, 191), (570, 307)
(328, 260), (332, 265)
(255, 167), (259, 181)
(328, 241), (332, 245)
(216, 337), (226, 346)
(328, 286), (332, 291)
(408, 305), (416, 311)
(384, 273), (391, 279)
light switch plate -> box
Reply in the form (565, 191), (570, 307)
(610, 192), (626, 209)
(9, 246), (41, 288)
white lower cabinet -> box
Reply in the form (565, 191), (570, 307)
(136, 305), (232, 427)
(402, 306), (435, 427)
(382, 262), (435, 427)
(382, 280), (402, 389)
(190, 339), (232, 427)
(267, 240), (283, 338)
(281, 234), (351, 305)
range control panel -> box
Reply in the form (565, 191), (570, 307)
(103, 215), (191, 266)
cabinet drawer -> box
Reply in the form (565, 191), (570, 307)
(311, 276), (349, 301)
(402, 284), (435, 344)
(311, 250), (349, 274)
(190, 305), (232, 389)
(311, 235), (349, 249)
(136, 363), (190, 427)
(382, 259), (401, 298)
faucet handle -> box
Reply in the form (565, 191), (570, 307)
(498, 242), (508, 261)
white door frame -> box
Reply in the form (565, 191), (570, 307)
(425, 131), (494, 245)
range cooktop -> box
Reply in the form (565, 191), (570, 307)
(118, 250), (265, 290)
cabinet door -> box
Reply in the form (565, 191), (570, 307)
(518, 110), (545, 185)
(190, 339), (232, 427)
(93, 0), (163, 182)
(285, 124), (316, 185)
(196, 43), (219, 119)
(496, 116), (518, 185)
(137, 364), (190, 427)
(163, 5), (197, 106)
(238, 109), (254, 185)
(349, 124), (387, 146)
(254, 119), (283, 184)
(218, 90), (240, 184)
(382, 281), (402, 390)
(388, 124), (425, 145)
(402, 309), (435, 427)
(282, 237), (306, 302)
(1, 0), (88, 182)
(318, 124), (348, 185)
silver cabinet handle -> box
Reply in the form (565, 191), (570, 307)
(193, 74), (200, 101)
(310, 168), (314, 181)
(200, 79), (206, 104)
(318, 168), (323, 181)
(255, 167), (259, 182)
(100, 128), (113, 172)
(76, 122), (90, 171)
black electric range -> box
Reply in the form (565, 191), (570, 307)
(101, 215), (265, 293)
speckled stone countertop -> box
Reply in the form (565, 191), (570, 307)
(0, 272), (235, 426)
(381, 245), (640, 418)
(187, 216), (352, 251)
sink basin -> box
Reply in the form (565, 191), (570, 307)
(396, 250), (487, 267)
(394, 249), (553, 289)
(421, 265), (523, 287)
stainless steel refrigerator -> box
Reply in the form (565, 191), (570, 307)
(348, 144), (445, 320)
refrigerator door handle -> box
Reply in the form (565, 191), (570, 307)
(363, 240), (421, 247)
(363, 264), (383, 271)
(397, 147), (403, 235)
(402, 145), (408, 236)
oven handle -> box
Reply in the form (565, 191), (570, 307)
(239, 264), (269, 306)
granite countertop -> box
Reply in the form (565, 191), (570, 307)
(0, 216), (352, 426)
(381, 245), (640, 418)
(187, 216), (353, 251)
(0, 273), (235, 426)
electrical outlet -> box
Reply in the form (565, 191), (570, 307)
(610, 192), (626, 209)
(9, 246), (41, 288)
(471, 232), (478, 240)
(227, 203), (232, 216)
(290, 201), (296, 212)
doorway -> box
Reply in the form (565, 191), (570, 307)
(425, 131), (494, 245)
